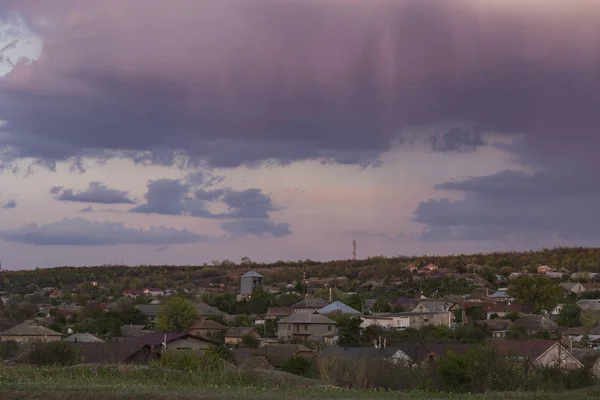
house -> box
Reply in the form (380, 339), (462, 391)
(477, 319), (513, 339)
(571, 349), (600, 379)
(559, 282), (578, 294)
(143, 288), (163, 297)
(0, 320), (63, 343)
(546, 271), (566, 279)
(406, 265), (418, 273)
(135, 304), (161, 321)
(189, 317), (228, 338)
(550, 304), (564, 317)
(413, 301), (452, 313)
(359, 279), (384, 290)
(321, 347), (405, 363)
(139, 332), (215, 355)
(64, 339), (143, 364)
(569, 283), (600, 294)
(576, 299), (600, 311)
(513, 315), (559, 336)
(491, 340), (583, 370)
(224, 327), (260, 346)
(196, 302), (225, 317)
(123, 289), (142, 298)
(277, 312), (337, 344)
(63, 333), (104, 343)
(537, 265), (553, 274)
(265, 307), (293, 320)
(509, 272), (523, 280)
(234, 344), (315, 369)
(418, 264), (438, 273)
(395, 343), (471, 366)
(485, 304), (527, 319)
(240, 271), (264, 296)
(49, 290), (63, 299)
(393, 297), (421, 312)
(361, 311), (451, 330)
(467, 288), (491, 302)
(290, 297), (330, 313)
(322, 344), (472, 367)
(488, 288), (513, 302)
(317, 301), (361, 316)
(121, 324), (154, 338)
(571, 272), (598, 282)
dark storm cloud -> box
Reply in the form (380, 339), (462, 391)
(415, 168), (600, 242)
(130, 179), (190, 215)
(131, 178), (291, 237)
(1, 199), (16, 209)
(50, 181), (136, 204)
(0, 218), (212, 246)
(2, 1), (598, 171)
(220, 219), (291, 238)
(430, 127), (487, 153)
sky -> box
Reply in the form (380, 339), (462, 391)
(0, 0), (599, 269)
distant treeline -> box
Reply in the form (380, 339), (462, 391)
(2, 247), (600, 294)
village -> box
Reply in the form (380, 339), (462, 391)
(1, 259), (599, 382)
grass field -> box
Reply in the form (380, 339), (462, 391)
(1, 364), (599, 400)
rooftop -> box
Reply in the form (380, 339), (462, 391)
(0, 320), (62, 337)
(241, 271), (264, 278)
(279, 311), (337, 325)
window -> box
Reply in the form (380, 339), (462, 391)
(328, 325), (332, 332)
(288, 325), (291, 330)
(304, 325), (308, 331)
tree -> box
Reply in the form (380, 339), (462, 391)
(556, 303), (581, 327)
(155, 297), (199, 333)
(507, 276), (562, 313)
(333, 315), (363, 348)
(465, 306), (486, 322)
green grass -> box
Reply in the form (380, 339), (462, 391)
(0, 364), (599, 400)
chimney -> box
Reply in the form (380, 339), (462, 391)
(329, 287), (333, 303)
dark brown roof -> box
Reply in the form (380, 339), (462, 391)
(290, 298), (330, 309)
(65, 340), (141, 363)
(477, 319), (513, 331)
(396, 343), (470, 361)
(491, 340), (557, 359)
(0, 320), (62, 337)
(190, 318), (228, 331)
(266, 307), (293, 317)
(225, 327), (257, 338)
(514, 315), (558, 331)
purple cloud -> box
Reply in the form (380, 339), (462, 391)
(50, 181), (136, 204)
(0, 218), (213, 246)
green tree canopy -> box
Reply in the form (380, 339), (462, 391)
(507, 276), (562, 313)
(155, 297), (199, 333)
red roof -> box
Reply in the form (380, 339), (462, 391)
(49, 290), (62, 297)
(123, 289), (142, 295)
(486, 304), (527, 313)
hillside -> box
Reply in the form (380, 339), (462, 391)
(1, 246), (600, 295)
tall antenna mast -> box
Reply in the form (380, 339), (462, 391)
(352, 240), (356, 260)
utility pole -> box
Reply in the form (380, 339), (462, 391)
(352, 240), (356, 260)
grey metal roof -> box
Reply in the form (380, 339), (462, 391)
(290, 297), (330, 309)
(0, 320), (62, 337)
(241, 271), (264, 278)
(317, 301), (361, 315)
(278, 312), (337, 325)
(63, 333), (105, 343)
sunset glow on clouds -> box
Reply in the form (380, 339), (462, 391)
(0, 0), (599, 268)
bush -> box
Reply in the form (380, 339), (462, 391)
(26, 341), (80, 366)
(0, 341), (19, 360)
(241, 334), (260, 348)
(156, 349), (227, 373)
(280, 356), (317, 378)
